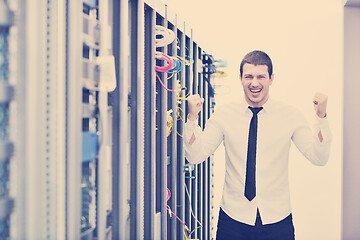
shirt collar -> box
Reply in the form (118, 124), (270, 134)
(239, 97), (275, 114)
(261, 97), (275, 113)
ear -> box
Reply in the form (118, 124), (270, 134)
(269, 74), (274, 85)
(239, 73), (243, 81)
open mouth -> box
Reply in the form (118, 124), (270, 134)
(249, 88), (262, 96)
(250, 88), (262, 93)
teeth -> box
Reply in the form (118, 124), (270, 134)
(250, 89), (261, 93)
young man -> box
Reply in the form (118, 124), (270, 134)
(183, 50), (332, 240)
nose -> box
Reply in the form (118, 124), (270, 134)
(251, 78), (260, 87)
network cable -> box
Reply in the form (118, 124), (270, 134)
(155, 52), (176, 92)
(202, 53), (215, 65)
(203, 76), (215, 97)
(155, 52), (186, 93)
(167, 57), (183, 74)
(203, 64), (217, 75)
(177, 56), (192, 66)
(155, 25), (175, 48)
(184, 183), (202, 237)
(214, 59), (228, 68)
(166, 188), (190, 233)
(155, 51), (174, 72)
(167, 109), (173, 137)
(214, 70), (227, 78)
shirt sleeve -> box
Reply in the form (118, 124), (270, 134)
(183, 113), (224, 164)
(291, 111), (332, 166)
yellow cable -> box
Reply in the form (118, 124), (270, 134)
(177, 37), (180, 48)
(176, 131), (183, 138)
(177, 113), (185, 123)
(167, 110), (174, 137)
(177, 106), (185, 113)
(184, 183), (203, 237)
(177, 56), (191, 66)
(184, 229), (189, 240)
(211, 70), (227, 79)
(167, 73), (174, 79)
(177, 97), (187, 101)
(176, 110), (185, 124)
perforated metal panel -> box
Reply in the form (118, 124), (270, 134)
(0, 1), (14, 238)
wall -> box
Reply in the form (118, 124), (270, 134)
(163, 0), (343, 239)
(343, 3), (360, 239)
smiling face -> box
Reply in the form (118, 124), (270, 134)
(240, 63), (274, 107)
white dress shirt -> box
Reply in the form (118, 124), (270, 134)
(183, 98), (332, 226)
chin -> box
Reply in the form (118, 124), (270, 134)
(249, 98), (264, 106)
(249, 96), (262, 103)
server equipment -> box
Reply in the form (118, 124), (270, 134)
(1, 0), (225, 239)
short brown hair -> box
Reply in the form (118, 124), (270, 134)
(240, 50), (273, 77)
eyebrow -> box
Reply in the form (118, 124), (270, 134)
(243, 74), (267, 77)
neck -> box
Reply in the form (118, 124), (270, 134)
(245, 95), (269, 108)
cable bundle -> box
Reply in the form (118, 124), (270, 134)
(214, 59), (227, 68)
(155, 52), (187, 93)
(155, 25), (175, 48)
(203, 64), (217, 75)
(202, 53), (214, 65)
(154, 26), (187, 93)
(155, 52), (176, 92)
(167, 57), (183, 74)
(201, 52), (229, 97)
(155, 51), (174, 72)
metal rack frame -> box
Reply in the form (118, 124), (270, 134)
(4, 0), (219, 239)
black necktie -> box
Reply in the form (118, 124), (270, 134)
(245, 106), (263, 201)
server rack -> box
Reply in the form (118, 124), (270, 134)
(111, 0), (131, 239)
(175, 20), (187, 240)
(2, 0), (223, 239)
(63, 0), (116, 238)
(0, 1), (14, 239)
(144, 3), (157, 240)
(9, 0), (68, 238)
(75, 0), (115, 239)
(139, 1), (219, 239)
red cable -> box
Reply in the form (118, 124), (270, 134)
(155, 52), (177, 92)
(166, 188), (189, 232)
(156, 72), (176, 92)
(167, 205), (189, 232)
(167, 188), (171, 201)
(155, 52), (174, 72)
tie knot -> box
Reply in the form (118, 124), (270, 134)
(249, 106), (263, 115)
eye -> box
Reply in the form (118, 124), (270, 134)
(244, 75), (253, 80)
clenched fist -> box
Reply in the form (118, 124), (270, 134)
(313, 93), (328, 118)
(187, 94), (204, 121)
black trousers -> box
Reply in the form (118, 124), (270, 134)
(216, 208), (295, 240)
